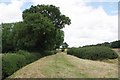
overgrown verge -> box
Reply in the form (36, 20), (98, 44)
(2, 49), (56, 79)
(41, 50), (57, 57)
(67, 46), (118, 60)
(2, 50), (39, 79)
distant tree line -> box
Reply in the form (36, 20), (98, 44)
(82, 40), (120, 48)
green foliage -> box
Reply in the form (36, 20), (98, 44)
(22, 4), (71, 50)
(2, 50), (38, 79)
(12, 13), (56, 51)
(110, 40), (120, 48)
(55, 30), (64, 48)
(42, 50), (56, 57)
(2, 23), (15, 53)
(100, 42), (110, 47)
(82, 40), (120, 48)
(2, 50), (56, 79)
(23, 4), (71, 29)
(67, 46), (118, 60)
(2, 4), (71, 52)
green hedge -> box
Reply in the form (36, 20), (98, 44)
(41, 50), (57, 57)
(2, 50), (56, 79)
(2, 50), (38, 79)
(67, 46), (118, 60)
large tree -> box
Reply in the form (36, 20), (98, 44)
(55, 29), (64, 48)
(12, 13), (56, 51)
(22, 5), (71, 49)
(2, 5), (71, 52)
(23, 5), (71, 29)
(2, 23), (15, 52)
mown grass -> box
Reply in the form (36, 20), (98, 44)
(41, 53), (87, 78)
(9, 52), (118, 78)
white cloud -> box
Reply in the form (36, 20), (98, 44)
(31, 0), (118, 47)
(0, 0), (24, 23)
(0, 0), (118, 47)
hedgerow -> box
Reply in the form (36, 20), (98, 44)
(67, 46), (118, 60)
(41, 50), (57, 57)
(2, 50), (56, 79)
(2, 50), (38, 79)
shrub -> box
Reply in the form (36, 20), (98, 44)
(2, 50), (55, 79)
(42, 50), (56, 57)
(2, 50), (38, 79)
(17, 50), (38, 63)
(67, 46), (118, 60)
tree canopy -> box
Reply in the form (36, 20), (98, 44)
(23, 4), (71, 29)
(2, 4), (71, 52)
(12, 13), (56, 51)
(2, 23), (15, 52)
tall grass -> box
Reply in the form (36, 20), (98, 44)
(2, 50), (38, 79)
(2, 49), (56, 79)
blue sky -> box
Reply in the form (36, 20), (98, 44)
(87, 2), (118, 15)
(0, 0), (119, 15)
(0, 0), (33, 11)
(20, 2), (33, 11)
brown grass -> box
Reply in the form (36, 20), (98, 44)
(9, 52), (118, 78)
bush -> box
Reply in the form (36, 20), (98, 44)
(2, 50), (38, 79)
(67, 46), (118, 60)
(2, 49), (55, 79)
(42, 50), (56, 57)
(17, 50), (38, 63)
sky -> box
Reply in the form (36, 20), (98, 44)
(0, 0), (119, 47)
